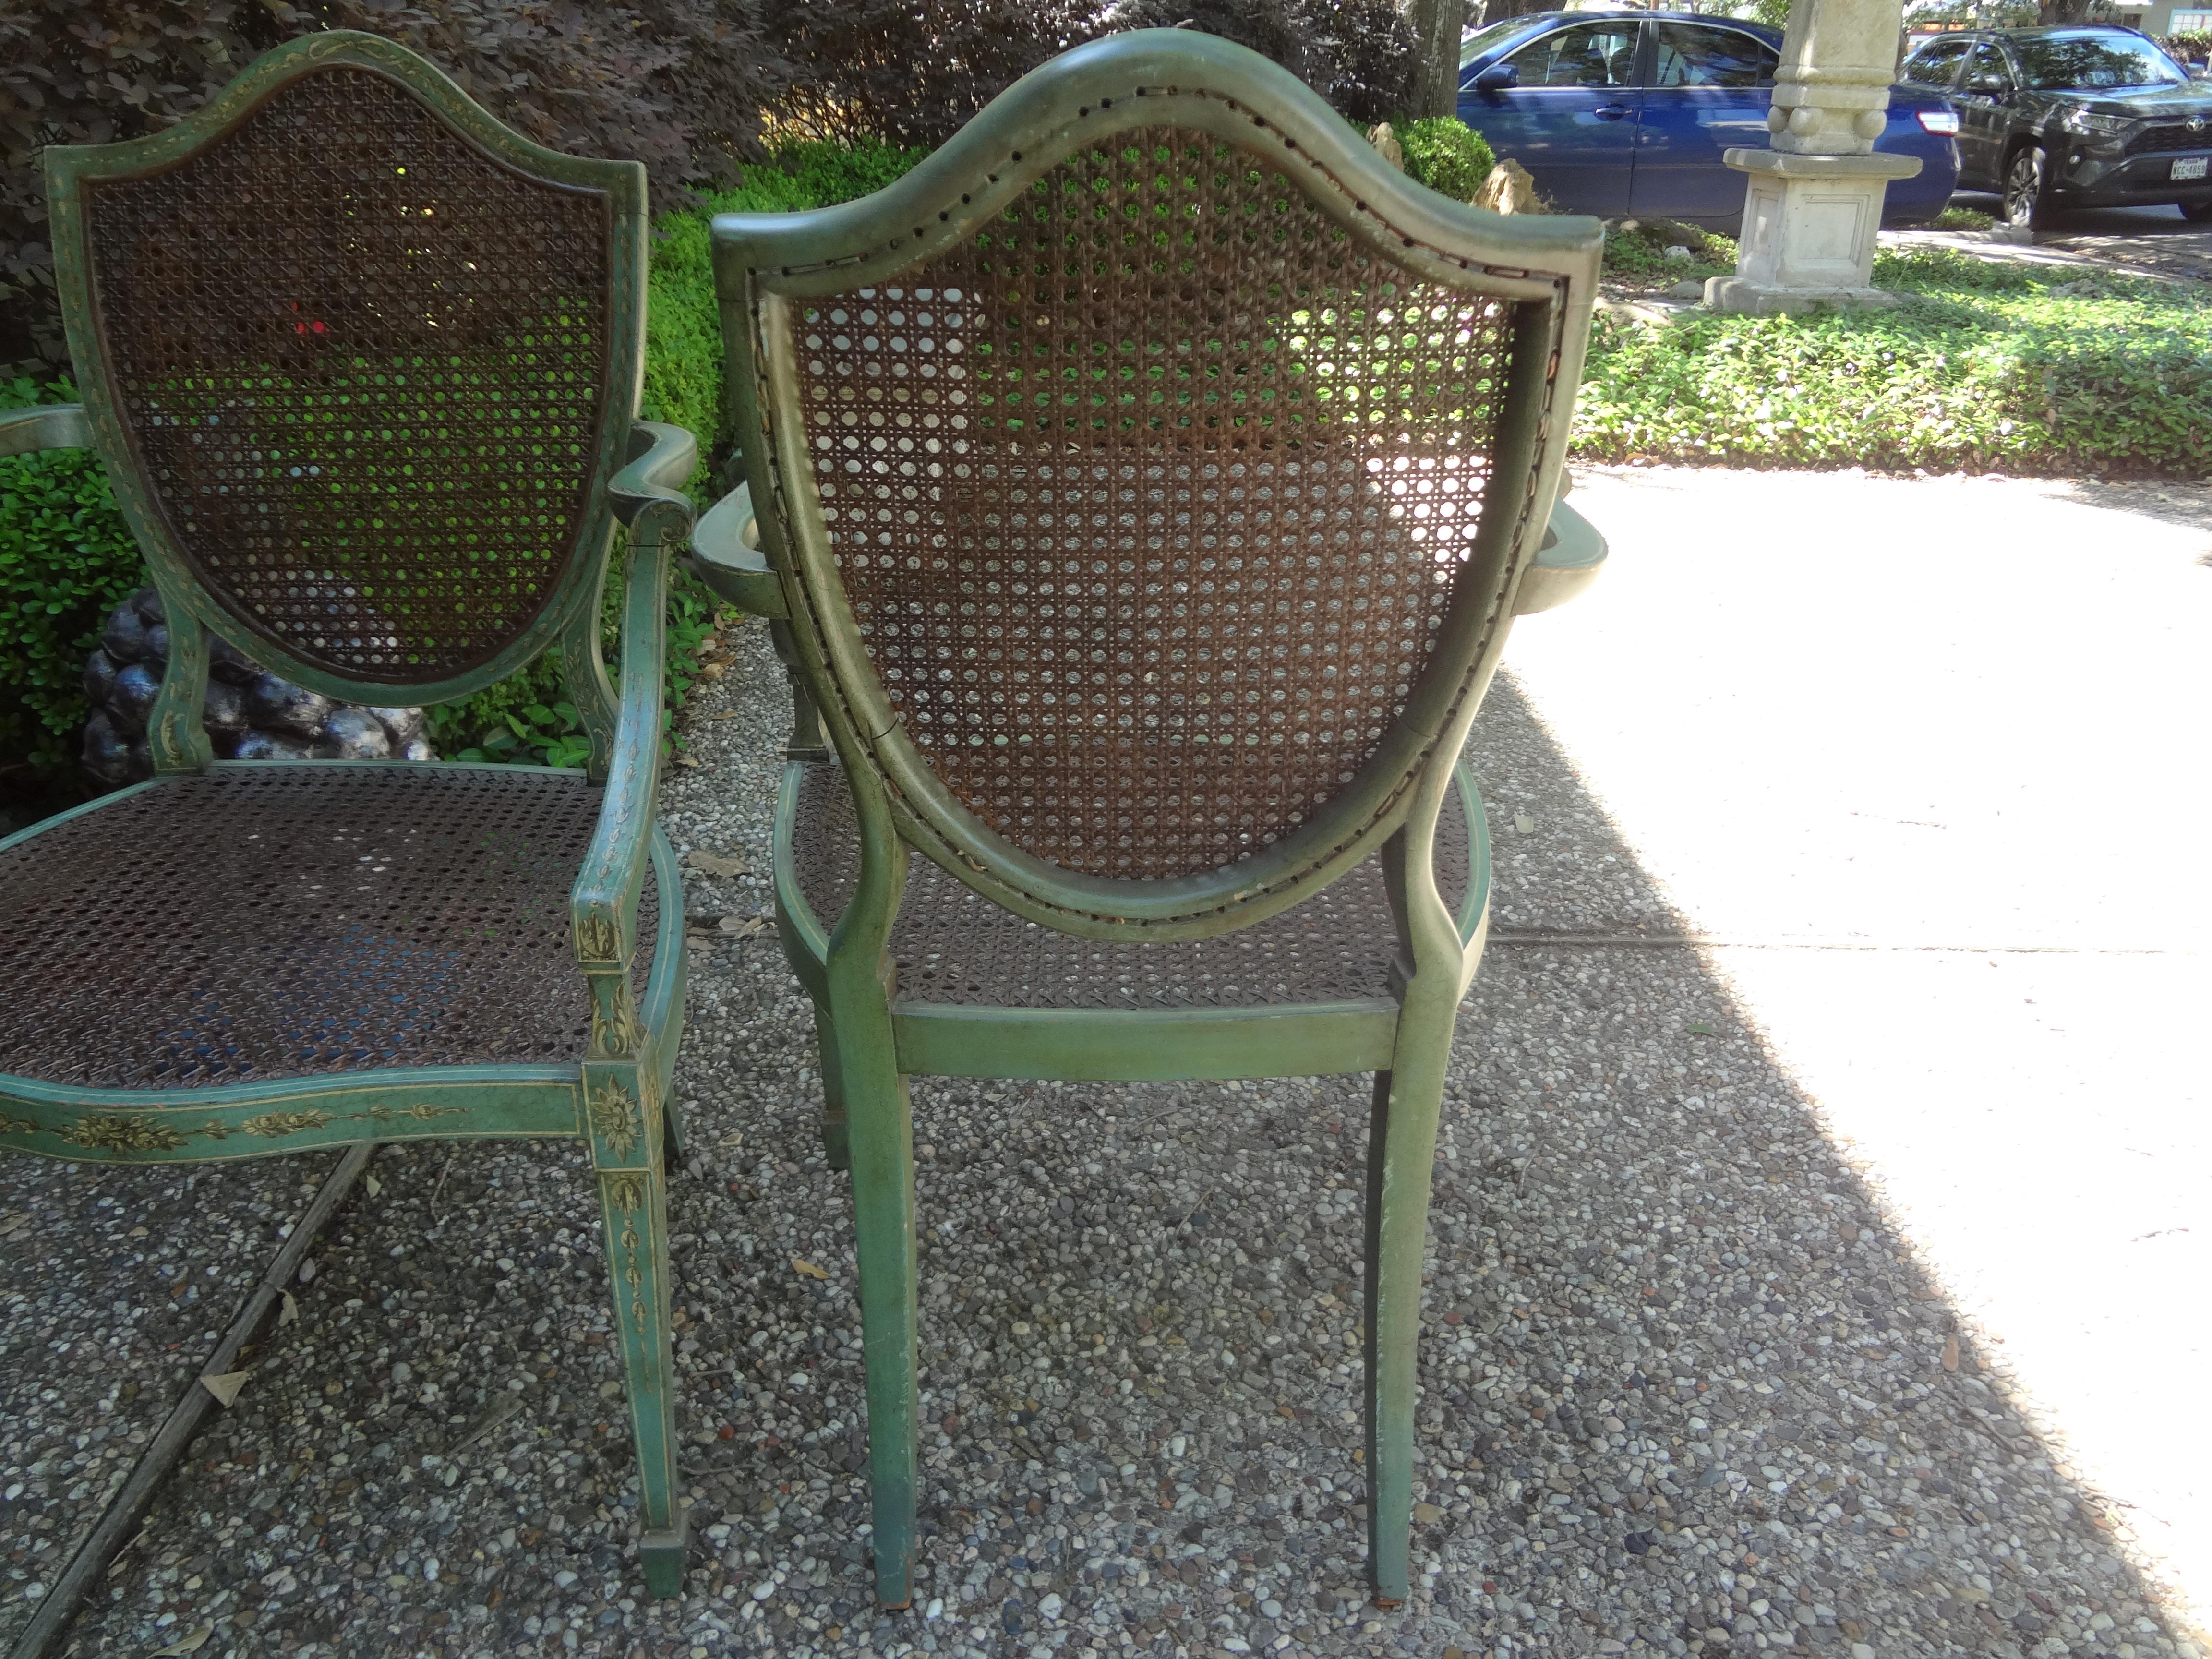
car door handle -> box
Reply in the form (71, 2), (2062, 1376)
(1593, 103), (1632, 120)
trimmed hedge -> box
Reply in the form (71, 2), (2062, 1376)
(0, 377), (143, 782)
(1399, 117), (1496, 203)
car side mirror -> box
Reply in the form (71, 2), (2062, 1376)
(1472, 62), (1520, 93)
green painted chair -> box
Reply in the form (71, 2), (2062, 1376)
(689, 31), (1607, 1611)
(0, 34), (698, 1596)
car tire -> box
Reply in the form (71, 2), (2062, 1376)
(2183, 200), (2212, 223)
(2004, 144), (2051, 230)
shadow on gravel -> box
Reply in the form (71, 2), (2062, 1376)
(0, 656), (2189, 1659)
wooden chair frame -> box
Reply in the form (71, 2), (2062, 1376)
(0, 33), (698, 1596)
(690, 29), (1606, 1611)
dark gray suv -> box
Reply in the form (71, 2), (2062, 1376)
(1900, 26), (2212, 226)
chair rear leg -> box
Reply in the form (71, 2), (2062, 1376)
(1362, 1055), (1447, 1608)
(842, 1043), (918, 1607)
(812, 995), (852, 1171)
(661, 1092), (690, 1173)
(594, 1134), (687, 1598)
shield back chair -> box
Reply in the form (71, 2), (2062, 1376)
(690, 31), (1607, 1610)
(0, 33), (698, 1595)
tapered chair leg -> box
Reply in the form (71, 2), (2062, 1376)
(813, 996), (852, 1171)
(1362, 1053), (1448, 1608)
(842, 1039), (919, 1608)
(595, 1145), (687, 1597)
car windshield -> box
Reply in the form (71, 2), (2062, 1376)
(2010, 32), (2188, 90)
(1462, 16), (1536, 66)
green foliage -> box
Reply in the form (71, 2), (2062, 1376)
(1574, 249), (2212, 475)
(1398, 117), (1497, 203)
(1602, 218), (1739, 285)
(0, 378), (145, 781)
(638, 138), (928, 486)
(640, 211), (725, 491)
(756, 138), (933, 209)
(1929, 204), (1997, 231)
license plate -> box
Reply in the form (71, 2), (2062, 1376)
(2174, 157), (2210, 180)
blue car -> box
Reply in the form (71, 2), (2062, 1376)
(1458, 11), (1961, 229)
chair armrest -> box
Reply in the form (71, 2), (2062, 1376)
(572, 461), (682, 967)
(0, 403), (93, 457)
(1514, 497), (1608, 617)
(610, 421), (698, 531)
(685, 479), (787, 619)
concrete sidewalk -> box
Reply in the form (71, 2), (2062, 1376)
(1512, 465), (2212, 1636)
(4, 466), (2208, 1659)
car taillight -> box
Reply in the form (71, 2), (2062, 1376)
(1916, 108), (1961, 135)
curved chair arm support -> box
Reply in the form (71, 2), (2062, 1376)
(611, 421), (698, 531)
(686, 480), (787, 619)
(0, 403), (94, 457)
(1513, 498), (1608, 617)
(571, 495), (680, 969)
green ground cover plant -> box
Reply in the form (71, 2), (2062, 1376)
(1576, 248), (2212, 474)
(1929, 204), (1998, 231)
(1601, 217), (1739, 289)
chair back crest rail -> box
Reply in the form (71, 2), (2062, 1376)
(44, 31), (649, 710)
(715, 31), (1601, 941)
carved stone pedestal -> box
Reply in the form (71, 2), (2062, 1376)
(1704, 149), (1923, 314)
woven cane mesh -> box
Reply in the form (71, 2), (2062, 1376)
(0, 768), (655, 1089)
(790, 761), (1471, 1009)
(785, 127), (1517, 882)
(82, 66), (614, 686)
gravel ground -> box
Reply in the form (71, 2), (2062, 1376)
(1, 613), (2200, 1659)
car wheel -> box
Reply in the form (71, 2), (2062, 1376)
(2183, 200), (2212, 223)
(2004, 145), (2050, 230)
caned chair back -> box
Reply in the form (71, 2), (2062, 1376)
(718, 32), (1600, 936)
(46, 33), (647, 704)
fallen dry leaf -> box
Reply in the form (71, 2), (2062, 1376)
(793, 1258), (829, 1281)
(151, 1624), (214, 1656)
(278, 1291), (299, 1327)
(363, 1172), (382, 1198)
(1941, 1333), (1959, 1371)
(719, 915), (766, 938)
(716, 1130), (745, 1149)
(688, 852), (752, 879)
(696, 663), (726, 680)
(672, 754), (702, 769)
(200, 1370), (251, 1407)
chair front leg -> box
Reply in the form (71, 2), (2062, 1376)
(833, 983), (919, 1608)
(1363, 786), (1471, 1609)
(1361, 1041), (1449, 1609)
(585, 1044), (685, 1598)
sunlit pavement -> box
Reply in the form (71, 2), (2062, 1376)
(1886, 198), (2212, 280)
(1506, 465), (2212, 1635)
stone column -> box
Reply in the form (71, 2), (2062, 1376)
(1706, 0), (1921, 314)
